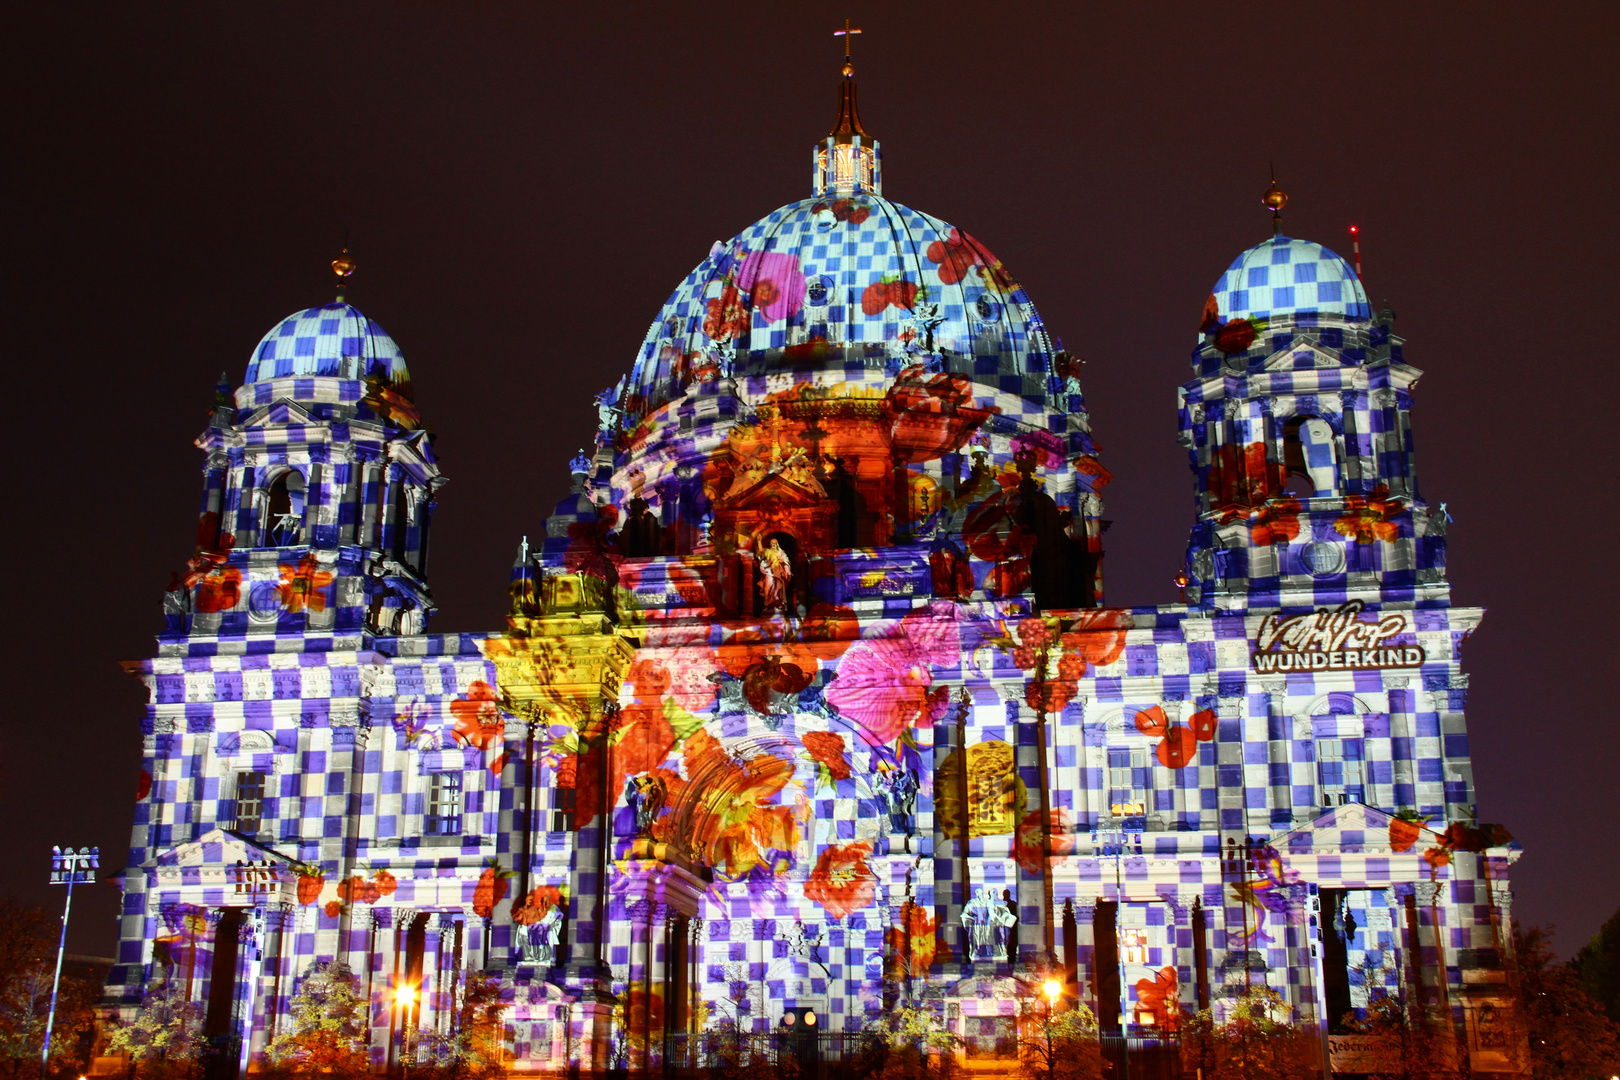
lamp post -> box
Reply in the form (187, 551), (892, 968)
(394, 984), (417, 1080)
(1041, 979), (1062, 1080)
(43, 847), (97, 1080)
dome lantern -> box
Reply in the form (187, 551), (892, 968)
(813, 21), (881, 197)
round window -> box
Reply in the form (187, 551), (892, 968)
(1301, 541), (1345, 576)
(807, 280), (827, 306)
(976, 294), (996, 320)
(247, 581), (283, 621)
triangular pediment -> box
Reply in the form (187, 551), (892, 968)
(1272, 803), (1440, 856)
(154, 828), (291, 868)
(722, 470), (830, 508)
(240, 397), (318, 429)
(1262, 336), (1347, 372)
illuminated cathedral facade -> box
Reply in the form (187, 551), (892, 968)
(109, 55), (1522, 1077)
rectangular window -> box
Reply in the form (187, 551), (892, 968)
(1107, 748), (1149, 818)
(233, 771), (265, 834)
(551, 786), (575, 833)
(1317, 738), (1365, 806)
(426, 772), (463, 836)
(1119, 927), (1148, 966)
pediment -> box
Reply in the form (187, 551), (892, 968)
(1272, 803), (1440, 856)
(240, 397), (318, 429)
(154, 827), (290, 868)
(721, 470), (830, 508)
(390, 429), (443, 483)
(1262, 336), (1347, 372)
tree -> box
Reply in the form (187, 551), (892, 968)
(1571, 906), (1620, 1027)
(415, 973), (508, 1079)
(103, 980), (205, 1080)
(849, 1004), (962, 1080)
(1340, 992), (1461, 1080)
(1178, 986), (1315, 1080)
(1513, 922), (1620, 1080)
(266, 962), (369, 1077)
(0, 899), (98, 1079)
(1016, 1001), (1101, 1080)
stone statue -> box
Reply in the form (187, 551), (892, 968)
(594, 388), (623, 435)
(962, 887), (1016, 962)
(623, 774), (666, 838)
(524, 903), (564, 967)
(875, 769), (917, 834)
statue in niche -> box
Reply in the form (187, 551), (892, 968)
(756, 537), (791, 612)
(962, 887), (1016, 962)
(623, 774), (666, 838)
(875, 768), (917, 834)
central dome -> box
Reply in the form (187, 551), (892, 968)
(622, 194), (1058, 414)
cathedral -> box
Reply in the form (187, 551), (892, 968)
(109, 48), (1522, 1078)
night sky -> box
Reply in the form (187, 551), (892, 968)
(5, 3), (1615, 958)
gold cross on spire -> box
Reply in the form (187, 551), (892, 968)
(834, 18), (861, 71)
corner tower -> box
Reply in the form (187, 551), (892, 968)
(1177, 187), (1447, 610)
(170, 256), (444, 641)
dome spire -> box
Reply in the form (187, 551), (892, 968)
(331, 242), (356, 302)
(813, 20), (881, 197)
(830, 19), (866, 138)
(1262, 165), (1288, 237)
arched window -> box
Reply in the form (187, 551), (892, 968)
(264, 471), (304, 546)
(1282, 416), (1339, 498)
(388, 483), (411, 566)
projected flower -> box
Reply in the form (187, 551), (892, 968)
(450, 681), (506, 775)
(277, 554), (334, 613)
(682, 730), (800, 880)
(703, 283), (749, 341)
(802, 730), (851, 785)
(861, 276), (920, 316)
(805, 842), (875, 919)
(1249, 497), (1302, 546)
(1334, 484), (1402, 544)
(1014, 807), (1073, 874)
(925, 227), (993, 286)
(737, 252), (807, 323)
(824, 609), (961, 744)
(886, 903), (950, 976)
(1135, 967), (1180, 1032)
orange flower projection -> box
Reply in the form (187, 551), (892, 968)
(804, 842), (876, 919)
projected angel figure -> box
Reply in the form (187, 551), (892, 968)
(757, 537), (791, 612)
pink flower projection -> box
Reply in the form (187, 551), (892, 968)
(824, 609), (961, 744)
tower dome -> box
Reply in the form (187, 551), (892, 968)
(245, 302), (411, 393)
(1208, 234), (1370, 329)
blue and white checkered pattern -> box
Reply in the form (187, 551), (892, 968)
(246, 303), (410, 387)
(626, 196), (1057, 410)
(1211, 235), (1371, 326)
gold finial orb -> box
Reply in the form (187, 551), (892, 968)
(332, 247), (357, 280)
(1262, 180), (1288, 213)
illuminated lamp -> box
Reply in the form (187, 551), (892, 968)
(1173, 571), (1190, 589)
(782, 1013), (795, 1027)
(1042, 979), (1062, 1002)
(804, 1011), (817, 1027)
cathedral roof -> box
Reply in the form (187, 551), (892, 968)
(623, 196), (1057, 409)
(1211, 235), (1370, 327)
(246, 302), (411, 392)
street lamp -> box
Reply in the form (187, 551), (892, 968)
(1042, 979), (1063, 1080)
(394, 984), (418, 1080)
(43, 847), (97, 1079)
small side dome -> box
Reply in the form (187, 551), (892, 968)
(246, 302), (411, 394)
(1210, 235), (1370, 326)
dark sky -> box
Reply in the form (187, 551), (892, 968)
(5, 3), (1615, 959)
